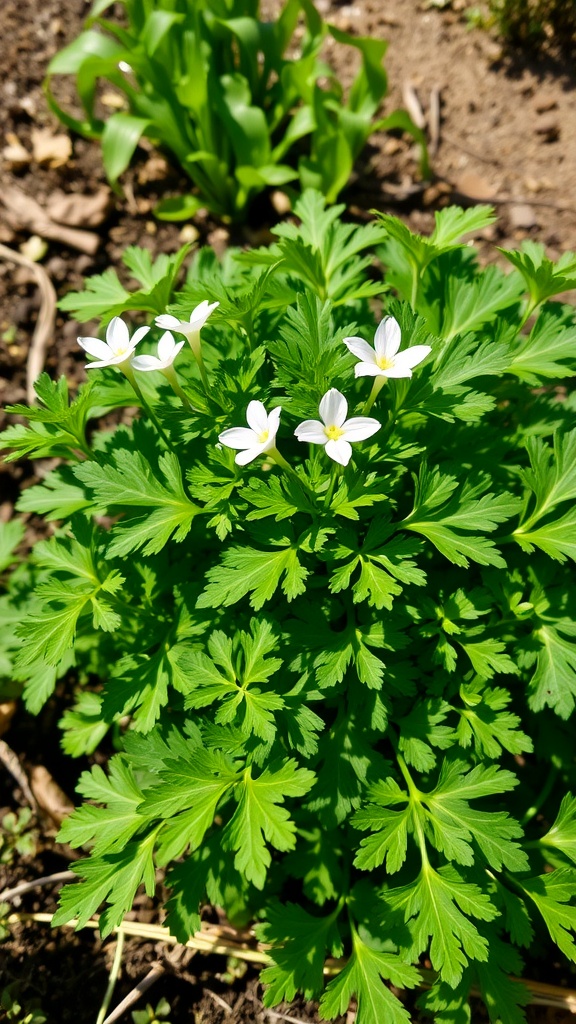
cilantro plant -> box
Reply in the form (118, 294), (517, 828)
(45, 0), (425, 221)
(3, 192), (576, 1023)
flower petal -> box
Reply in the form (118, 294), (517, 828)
(157, 331), (176, 363)
(131, 325), (151, 347)
(131, 355), (162, 371)
(395, 345), (432, 370)
(342, 416), (381, 441)
(354, 361), (385, 378)
(235, 446), (263, 466)
(294, 419), (327, 444)
(155, 314), (181, 331)
(319, 388), (347, 428)
(267, 406), (282, 439)
(343, 336), (377, 364)
(78, 337), (111, 360)
(106, 316), (129, 351)
(219, 427), (258, 450)
(246, 400), (269, 435)
(374, 316), (401, 360)
(189, 299), (219, 330)
(325, 438), (352, 466)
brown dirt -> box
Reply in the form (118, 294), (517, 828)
(2, 1), (576, 1021)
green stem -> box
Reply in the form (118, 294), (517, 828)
(520, 764), (559, 826)
(123, 367), (174, 451)
(410, 259), (421, 311)
(187, 332), (210, 392)
(267, 445), (295, 474)
(363, 376), (387, 415)
(162, 365), (195, 410)
(95, 927), (125, 1024)
(324, 465), (341, 507)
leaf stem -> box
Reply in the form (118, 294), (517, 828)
(520, 764), (559, 827)
(363, 377), (386, 415)
(123, 367), (174, 451)
(96, 927), (125, 1024)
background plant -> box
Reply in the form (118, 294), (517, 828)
(469, 0), (576, 46)
(45, 0), (426, 222)
(3, 193), (576, 1021)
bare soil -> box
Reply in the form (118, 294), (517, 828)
(1, 0), (576, 1020)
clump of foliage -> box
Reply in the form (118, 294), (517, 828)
(485, 0), (576, 46)
(0, 808), (38, 866)
(3, 192), (576, 1022)
(45, 0), (425, 221)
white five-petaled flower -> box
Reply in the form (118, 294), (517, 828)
(294, 388), (380, 466)
(155, 300), (219, 342)
(131, 331), (186, 373)
(219, 401), (282, 466)
(78, 316), (149, 369)
(344, 315), (431, 379)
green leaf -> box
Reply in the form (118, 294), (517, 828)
(223, 760), (315, 889)
(257, 902), (343, 1004)
(539, 794), (576, 866)
(74, 450), (199, 556)
(499, 240), (576, 307)
(57, 757), (146, 855)
(319, 928), (419, 1024)
(101, 113), (152, 188)
(0, 521), (24, 574)
(519, 869), (576, 961)
(384, 865), (498, 987)
(509, 304), (576, 382)
(53, 833), (157, 937)
(527, 619), (576, 718)
(198, 542), (308, 610)
(403, 466), (520, 569)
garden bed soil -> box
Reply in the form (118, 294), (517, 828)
(1, 0), (576, 1020)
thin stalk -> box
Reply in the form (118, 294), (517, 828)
(123, 367), (173, 451)
(162, 365), (195, 411)
(267, 446), (294, 474)
(95, 928), (125, 1024)
(323, 465), (341, 507)
(410, 259), (421, 311)
(521, 764), (559, 826)
(363, 376), (386, 415)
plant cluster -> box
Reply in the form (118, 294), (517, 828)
(480, 0), (576, 46)
(3, 192), (576, 1022)
(45, 0), (425, 221)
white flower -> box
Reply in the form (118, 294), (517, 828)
(344, 315), (431, 379)
(155, 300), (219, 339)
(294, 388), (380, 466)
(219, 401), (282, 466)
(131, 331), (186, 373)
(78, 316), (150, 369)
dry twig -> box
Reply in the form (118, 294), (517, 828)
(0, 870), (76, 904)
(102, 964), (166, 1024)
(0, 242), (57, 402)
(0, 738), (38, 811)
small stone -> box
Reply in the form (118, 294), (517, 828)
(179, 224), (200, 244)
(509, 204), (538, 230)
(383, 137), (403, 156)
(534, 115), (560, 142)
(532, 92), (558, 113)
(454, 172), (495, 202)
(270, 190), (291, 215)
(524, 176), (542, 193)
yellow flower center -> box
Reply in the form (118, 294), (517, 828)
(325, 424), (344, 441)
(376, 355), (394, 370)
(113, 346), (128, 357)
(258, 429), (269, 444)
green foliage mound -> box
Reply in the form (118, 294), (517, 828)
(3, 193), (576, 1022)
